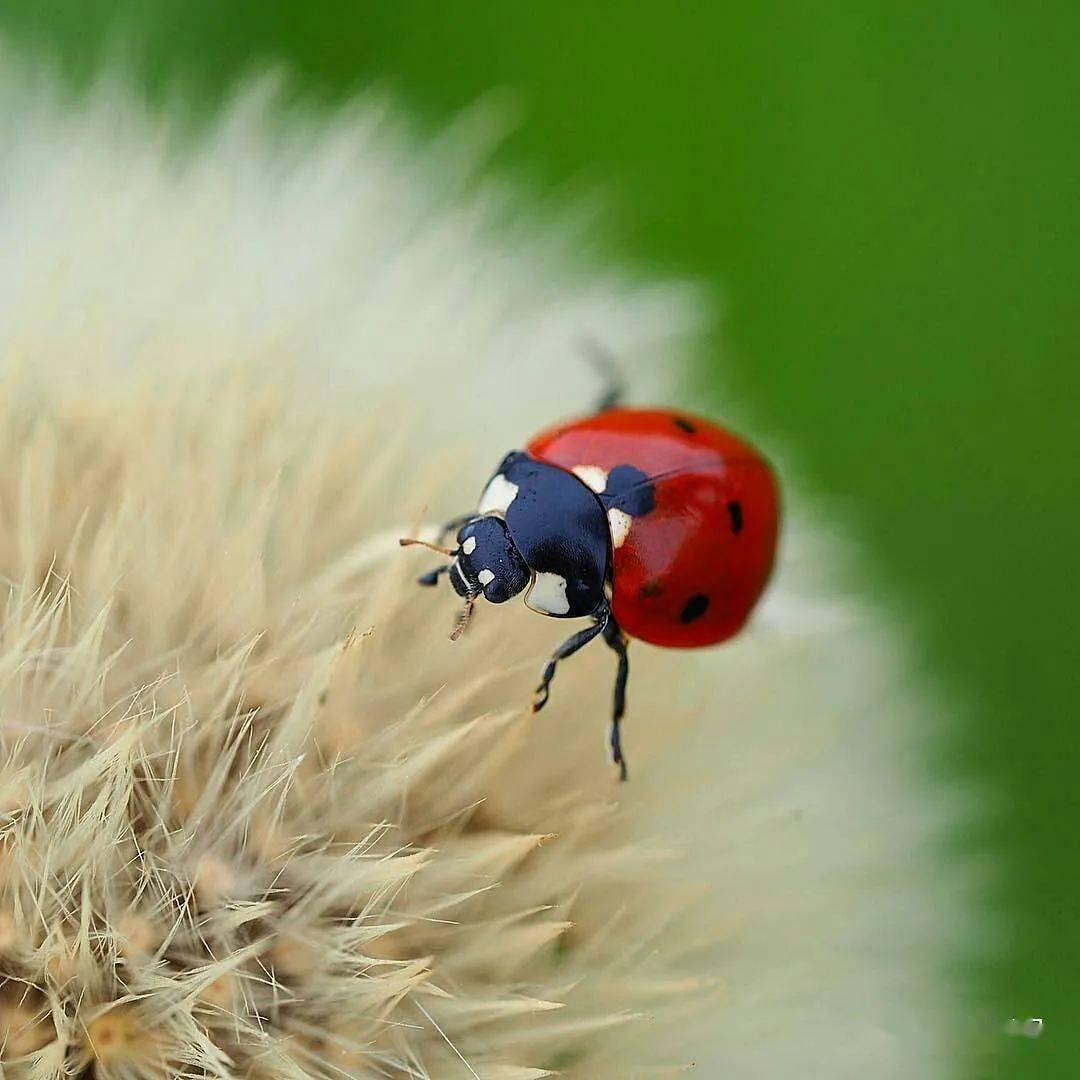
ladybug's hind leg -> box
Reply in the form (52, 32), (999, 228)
(602, 617), (630, 781)
(581, 339), (626, 412)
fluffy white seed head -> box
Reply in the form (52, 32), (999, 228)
(0, 382), (703, 1078)
(0, 57), (981, 1078)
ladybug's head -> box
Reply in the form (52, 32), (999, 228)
(451, 516), (530, 605)
(399, 515), (531, 639)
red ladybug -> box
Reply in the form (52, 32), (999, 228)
(401, 395), (779, 780)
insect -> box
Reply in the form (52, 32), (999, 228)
(400, 386), (779, 780)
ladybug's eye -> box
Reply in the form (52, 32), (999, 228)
(480, 561), (529, 604)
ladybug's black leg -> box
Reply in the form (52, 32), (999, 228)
(417, 564), (452, 587)
(409, 515), (472, 586)
(437, 514), (474, 546)
(532, 606), (610, 714)
(602, 616), (630, 781)
(581, 339), (625, 412)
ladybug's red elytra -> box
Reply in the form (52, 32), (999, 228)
(401, 390), (780, 780)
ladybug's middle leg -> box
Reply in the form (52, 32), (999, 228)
(531, 604), (610, 714)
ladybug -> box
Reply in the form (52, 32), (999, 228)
(401, 389), (779, 780)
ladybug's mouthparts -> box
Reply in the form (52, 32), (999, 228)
(449, 595), (477, 642)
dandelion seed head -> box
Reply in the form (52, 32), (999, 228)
(0, 983), (55, 1059)
(0, 53), (981, 1079)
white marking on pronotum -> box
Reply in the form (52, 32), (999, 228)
(477, 474), (519, 515)
(453, 562), (471, 589)
(572, 464), (609, 494)
(461, 536), (477, 555)
(526, 571), (570, 616)
(608, 508), (632, 549)
(477, 569), (495, 586)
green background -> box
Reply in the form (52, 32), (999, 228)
(3, 3), (1077, 1076)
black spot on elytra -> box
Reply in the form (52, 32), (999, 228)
(673, 416), (697, 434)
(603, 464), (655, 516)
(639, 581), (663, 599)
(680, 594), (710, 623)
(727, 500), (744, 534)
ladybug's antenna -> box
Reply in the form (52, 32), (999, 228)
(449, 594), (477, 641)
(399, 537), (458, 557)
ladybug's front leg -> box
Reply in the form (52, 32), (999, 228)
(531, 606), (609, 715)
(417, 564), (451, 587)
(414, 515), (474, 586)
(437, 514), (475, 546)
(602, 618), (630, 781)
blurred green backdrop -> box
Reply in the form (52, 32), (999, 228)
(3, 2), (1077, 1076)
